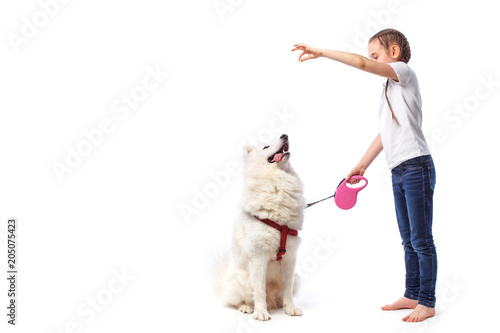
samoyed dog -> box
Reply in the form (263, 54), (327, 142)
(222, 134), (305, 321)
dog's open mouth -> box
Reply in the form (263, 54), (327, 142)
(268, 143), (290, 163)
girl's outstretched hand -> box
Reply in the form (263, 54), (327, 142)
(291, 44), (322, 62)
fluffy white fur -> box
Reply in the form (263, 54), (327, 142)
(222, 135), (305, 321)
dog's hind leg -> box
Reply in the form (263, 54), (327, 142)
(222, 268), (253, 311)
(248, 257), (271, 321)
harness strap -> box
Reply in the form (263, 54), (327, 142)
(253, 216), (298, 261)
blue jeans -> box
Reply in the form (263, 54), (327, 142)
(391, 155), (437, 308)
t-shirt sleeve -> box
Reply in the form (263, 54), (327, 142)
(389, 62), (411, 86)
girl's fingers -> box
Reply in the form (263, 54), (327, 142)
(347, 172), (361, 184)
(294, 45), (317, 62)
(300, 54), (313, 62)
(292, 44), (306, 51)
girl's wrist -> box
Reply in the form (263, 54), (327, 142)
(356, 164), (367, 174)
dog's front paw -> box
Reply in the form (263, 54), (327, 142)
(285, 306), (303, 316)
(253, 309), (271, 321)
(238, 304), (254, 314)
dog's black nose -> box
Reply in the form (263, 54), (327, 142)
(280, 134), (288, 140)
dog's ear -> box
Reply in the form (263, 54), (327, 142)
(243, 145), (254, 157)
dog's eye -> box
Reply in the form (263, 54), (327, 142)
(263, 146), (269, 150)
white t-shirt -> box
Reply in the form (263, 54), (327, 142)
(379, 61), (430, 170)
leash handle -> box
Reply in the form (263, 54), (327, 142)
(344, 176), (368, 191)
(334, 176), (368, 210)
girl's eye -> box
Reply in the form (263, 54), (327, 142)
(263, 146), (269, 150)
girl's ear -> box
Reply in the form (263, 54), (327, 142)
(391, 44), (401, 61)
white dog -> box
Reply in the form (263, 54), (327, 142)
(222, 134), (305, 321)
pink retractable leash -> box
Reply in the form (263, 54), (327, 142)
(305, 176), (368, 210)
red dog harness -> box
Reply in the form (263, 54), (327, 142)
(253, 216), (298, 261)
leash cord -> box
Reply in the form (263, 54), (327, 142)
(305, 194), (336, 208)
(305, 178), (346, 209)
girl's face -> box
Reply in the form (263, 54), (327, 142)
(368, 39), (399, 63)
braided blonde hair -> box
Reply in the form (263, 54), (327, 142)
(370, 29), (410, 124)
(369, 29), (411, 64)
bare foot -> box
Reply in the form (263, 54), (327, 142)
(402, 304), (435, 322)
(381, 297), (418, 311)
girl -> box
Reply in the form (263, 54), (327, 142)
(292, 29), (437, 323)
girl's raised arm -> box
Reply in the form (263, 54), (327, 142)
(292, 44), (398, 82)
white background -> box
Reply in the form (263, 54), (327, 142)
(1, 0), (499, 332)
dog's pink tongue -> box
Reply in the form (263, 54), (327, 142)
(273, 153), (283, 162)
